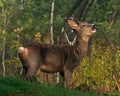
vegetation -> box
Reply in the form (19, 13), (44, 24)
(0, 77), (119, 96)
(0, 0), (120, 95)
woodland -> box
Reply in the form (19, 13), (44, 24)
(0, 0), (120, 94)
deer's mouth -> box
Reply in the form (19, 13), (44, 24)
(92, 25), (96, 33)
(92, 29), (96, 33)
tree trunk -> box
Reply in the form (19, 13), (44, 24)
(1, 15), (7, 77)
(50, 0), (60, 85)
(50, 0), (55, 44)
(2, 35), (6, 77)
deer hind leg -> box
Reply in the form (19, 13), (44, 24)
(26, 63), (39, 82)
(22, 66), (27, 77)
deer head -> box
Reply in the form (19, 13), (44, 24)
(67, 18), (96, 37)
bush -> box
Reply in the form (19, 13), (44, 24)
(73, 40), (120, 92)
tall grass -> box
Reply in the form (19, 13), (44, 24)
(73, 40), (120, 93)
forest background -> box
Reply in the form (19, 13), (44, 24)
(0, 0), (120, 93)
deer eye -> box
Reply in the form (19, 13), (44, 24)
(82, 24), (87, 27)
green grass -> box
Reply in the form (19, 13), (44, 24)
(0, 77), (119, 96)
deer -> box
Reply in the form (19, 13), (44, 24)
(18, 17), (96, 89)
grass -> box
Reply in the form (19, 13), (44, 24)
(0, 77), (119, 96)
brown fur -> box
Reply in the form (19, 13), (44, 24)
(18, 18), (96, 88)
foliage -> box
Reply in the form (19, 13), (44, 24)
(73, 42), (120, 92)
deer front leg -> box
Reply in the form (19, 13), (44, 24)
(64, 69), (73, 89)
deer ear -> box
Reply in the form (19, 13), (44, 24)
(67, 19), (81, 31)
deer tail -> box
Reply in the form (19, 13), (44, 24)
(18, 47), (25, 53)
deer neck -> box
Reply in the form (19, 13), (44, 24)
(75, 35), (89, 57)
(80, 36), (89, 52)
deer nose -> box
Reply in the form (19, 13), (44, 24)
(92, 24), (96, 29)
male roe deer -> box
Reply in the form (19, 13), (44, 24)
(18, 18), (96, 88)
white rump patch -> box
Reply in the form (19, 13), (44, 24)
(18, 47), (24, 53)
